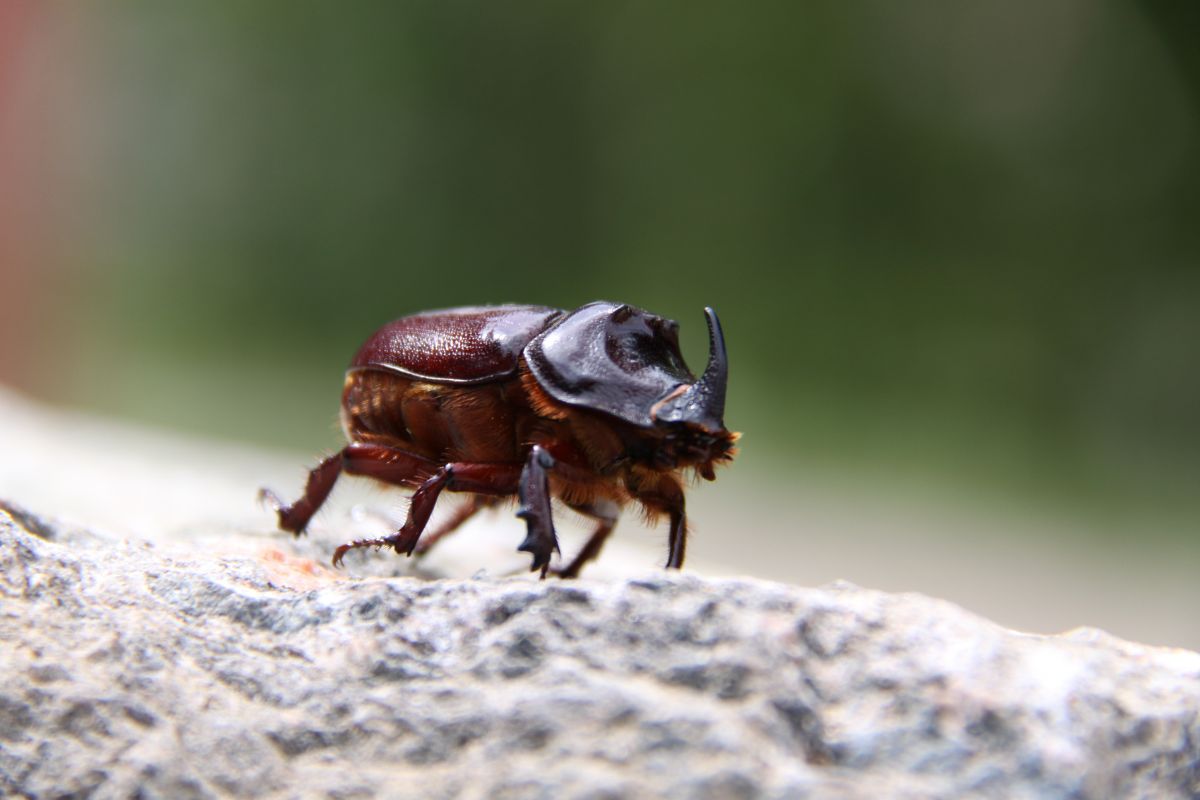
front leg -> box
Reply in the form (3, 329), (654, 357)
(664, 499), (687, 569)
(515, 445), (558, 578)
(629, 472), (688, 569)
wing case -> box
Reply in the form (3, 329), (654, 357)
(351, 305), (563, 384)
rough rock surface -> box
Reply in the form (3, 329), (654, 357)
(2, 504), (1199, 800)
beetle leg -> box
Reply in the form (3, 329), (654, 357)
(340, 441), (439, 487)
(629, 475), (688, 570)
(263, 440), (442, 541)
(305, 442), (435, 564)
(393, 466), (455, 556)
(259, 451), (345, 535)
(552, 499), (620, 579)
(515, 445), (559, 578)
(329, 465), (453, 565)
(664, 502), (687, 569)
(333, 449), (522, 566)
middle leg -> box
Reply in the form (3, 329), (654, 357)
(333, 447), (522, 566)
(553, 499), (621, 579)
(628, 473), (688, 570)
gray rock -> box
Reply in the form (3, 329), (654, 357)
(1, 504), (1198, 800)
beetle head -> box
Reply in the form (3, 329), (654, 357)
(525, 302), (736, 476)
(647, 306), (737, 478)
(651, 307), (727, 433)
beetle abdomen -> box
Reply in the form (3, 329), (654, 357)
(342, 369), (522, 463)
(341, 369), (413, 446)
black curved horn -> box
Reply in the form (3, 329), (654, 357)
(655, 307), (728, 430)
(695, 306), (728, 425)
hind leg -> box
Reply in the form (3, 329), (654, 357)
(553, 499), (620, 579)
(260, 442), (438, 535)
(260, 451), (349, 535)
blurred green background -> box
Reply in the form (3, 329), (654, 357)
(1, 3), (1197, 628)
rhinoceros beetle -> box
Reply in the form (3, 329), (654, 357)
(261, 301), (737, 578)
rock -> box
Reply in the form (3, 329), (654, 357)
(2, 504), (1199, 800)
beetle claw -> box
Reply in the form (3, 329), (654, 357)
(258, 487), (307, 535)
(257, 486), (281, 509)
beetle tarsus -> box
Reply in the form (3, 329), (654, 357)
(331, 535), (401, 567)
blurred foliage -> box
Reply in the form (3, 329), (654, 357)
(22, 1), (1200, 528)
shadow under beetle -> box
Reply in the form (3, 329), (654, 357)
(261, 301), (738, 578)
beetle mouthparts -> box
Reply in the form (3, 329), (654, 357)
(654, 306), (728, 431)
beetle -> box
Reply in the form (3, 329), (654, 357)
(260, 301), (737, 578)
